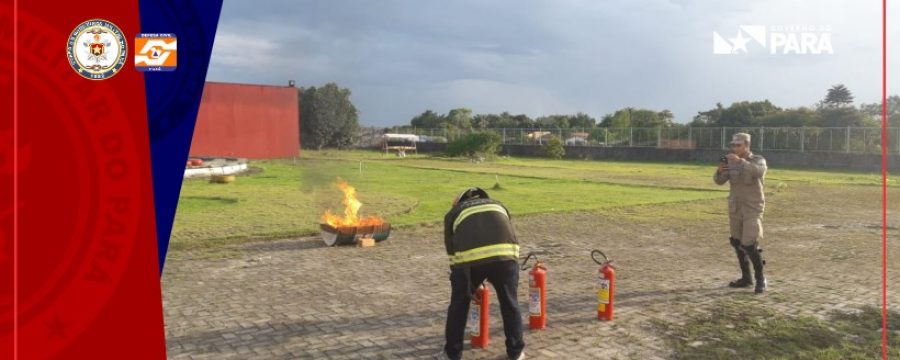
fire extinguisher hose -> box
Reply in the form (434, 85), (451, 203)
(463, 266), (479, 299)
(520, 252), (538, 270)
(591, 249), (612, 266)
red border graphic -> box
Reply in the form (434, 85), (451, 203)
(5, 0), (167, 358)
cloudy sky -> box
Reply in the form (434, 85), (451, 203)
(207, 0), (898, 126)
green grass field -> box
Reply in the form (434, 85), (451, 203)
(170, 150), (889, 250)
(168, 150), (895, 358)
(657, 302), (899, 360)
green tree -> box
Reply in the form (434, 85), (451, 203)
(599, 108), (669, 128)
(410, 110), (445, 128)
(721, 100), (781, 126)
(535, 115), (571, 129)
(589, 127), (608, 145)
(446, 108), (473, 129)
(600, 108), (632, 128)
(759, 107), (817, 127)
(300, 83), (359, 150)
(816, 107), (875, 127)
(629, 109), (664, 127)
(445, 132), (502, 158)
(657, 109), (674, 124)
(823, 84), (855, 108)
(859, 95), (900, 125)
(472, 114), (491, 129)
(694, 100), (780, 127)
(570, 112), (597, 128)
(492, 112), (517, 128)
(692, 102), (725, 126)
(511, 114), (535, 128)
(539, 136), (566, 159)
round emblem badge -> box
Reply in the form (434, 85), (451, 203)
(66, 19), (127, 80)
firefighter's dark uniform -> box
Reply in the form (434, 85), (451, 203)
(443, 196), (524, 360)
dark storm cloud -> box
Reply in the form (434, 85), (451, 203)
(207, 0), (895, 126)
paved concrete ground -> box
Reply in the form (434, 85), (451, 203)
(163, 184), (898, 359)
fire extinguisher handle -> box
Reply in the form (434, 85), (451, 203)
(591, 250), (611, 265)
(520, 253), (537, 270)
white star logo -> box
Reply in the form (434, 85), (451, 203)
(712, 25), (767, 55)
(729, 31), (751, 54)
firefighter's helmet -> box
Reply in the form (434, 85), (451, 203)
(453, 187), (490, 206)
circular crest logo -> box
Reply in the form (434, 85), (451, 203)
(66, 19), (127, 80)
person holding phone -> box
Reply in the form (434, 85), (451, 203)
(715, 133), (769, 294)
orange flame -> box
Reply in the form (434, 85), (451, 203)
(321, 179), (384, 227)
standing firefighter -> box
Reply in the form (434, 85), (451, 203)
(442, 188), (525, 360)
(715, 133), (768, 294)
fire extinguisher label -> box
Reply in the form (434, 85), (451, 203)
(468, 307), (480, 336)
(529, 287), (541, 315)
(598, 279), (610, 304)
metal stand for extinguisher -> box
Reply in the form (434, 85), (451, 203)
(591, 249), (616, 321)
(521, 253), (547, 330)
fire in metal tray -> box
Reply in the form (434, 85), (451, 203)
(319, 179), (390, 246)
(319, 223), (391, 246)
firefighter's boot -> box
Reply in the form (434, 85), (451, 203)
(743, 244), (767, 294)
(728, 238), (752, 288)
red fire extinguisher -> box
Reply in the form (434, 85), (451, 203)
(469, 282), (490, 348)
(521, 253), (547, 330)
(592, 249), (615, 321)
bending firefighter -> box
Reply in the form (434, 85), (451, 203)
(715, 133), (768, 294)
(442, 188), (525, 360)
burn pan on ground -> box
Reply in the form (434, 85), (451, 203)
(319, 223), (391, 246)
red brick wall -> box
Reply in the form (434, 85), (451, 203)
(190, 82), (300, 158)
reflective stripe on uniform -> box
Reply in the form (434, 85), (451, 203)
(448, 243), (519, 265)
(452, 204), (508, 231)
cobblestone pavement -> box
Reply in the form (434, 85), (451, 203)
(163, 185), (899, 359)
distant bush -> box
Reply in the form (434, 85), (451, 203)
(539, 136), (566, 159)
(446, 132), (502, 158)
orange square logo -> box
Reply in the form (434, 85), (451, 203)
(135, 33), (177, 72)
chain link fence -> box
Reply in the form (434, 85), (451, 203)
(383, 127), (900, 154)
